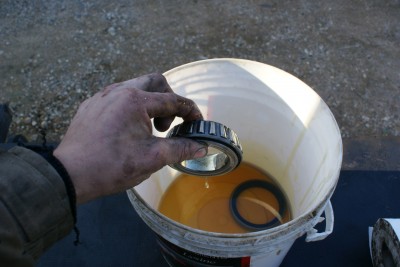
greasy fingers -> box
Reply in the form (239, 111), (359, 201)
(138, 73), (173, 93)
(98, 74), (202, 128)
(144, 92), (203, 122)
(114, 73), (173, 93)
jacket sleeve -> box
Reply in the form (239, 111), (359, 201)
(0, 146), (74, 267)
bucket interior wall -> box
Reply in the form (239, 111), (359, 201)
(134, 59), (342, 219)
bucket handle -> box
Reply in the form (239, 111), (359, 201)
(305, 200), (334, 242)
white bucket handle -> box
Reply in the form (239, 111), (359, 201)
(305, 200), (334, 242)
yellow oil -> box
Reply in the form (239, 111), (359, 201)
(158, 162), (291, 234)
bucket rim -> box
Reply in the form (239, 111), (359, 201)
(163, 58), (292, 81)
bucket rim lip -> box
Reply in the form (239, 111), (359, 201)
(163, 57), (291, 80)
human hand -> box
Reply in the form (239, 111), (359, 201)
(54, 73), (207, 204)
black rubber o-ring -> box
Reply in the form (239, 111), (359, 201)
(230, 179), (287, 230)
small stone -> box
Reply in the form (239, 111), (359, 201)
(108, 27), (116, 36)
(361, 115), (370, 122)
(23, 117), (32, 124)
(40, 121), (48, 128)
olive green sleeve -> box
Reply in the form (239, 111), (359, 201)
(0, 146), (74, 266)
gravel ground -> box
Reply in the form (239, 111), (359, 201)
(1, 0), (399, 142)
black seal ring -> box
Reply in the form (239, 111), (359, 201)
(230, 179), (287, 230)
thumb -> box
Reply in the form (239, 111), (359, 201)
(156, 137), (208, 166)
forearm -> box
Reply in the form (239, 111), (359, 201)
(0, 147), (74, 266)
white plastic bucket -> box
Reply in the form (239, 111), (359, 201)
(127, 58), (342, 267)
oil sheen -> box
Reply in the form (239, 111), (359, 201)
(158, 162), (291, 234)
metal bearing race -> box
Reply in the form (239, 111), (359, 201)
(167, 120), (243, 176)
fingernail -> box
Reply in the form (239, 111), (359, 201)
(193, 147), (207, 159)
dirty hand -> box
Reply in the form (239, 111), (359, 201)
(54, 73), (207, 204)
